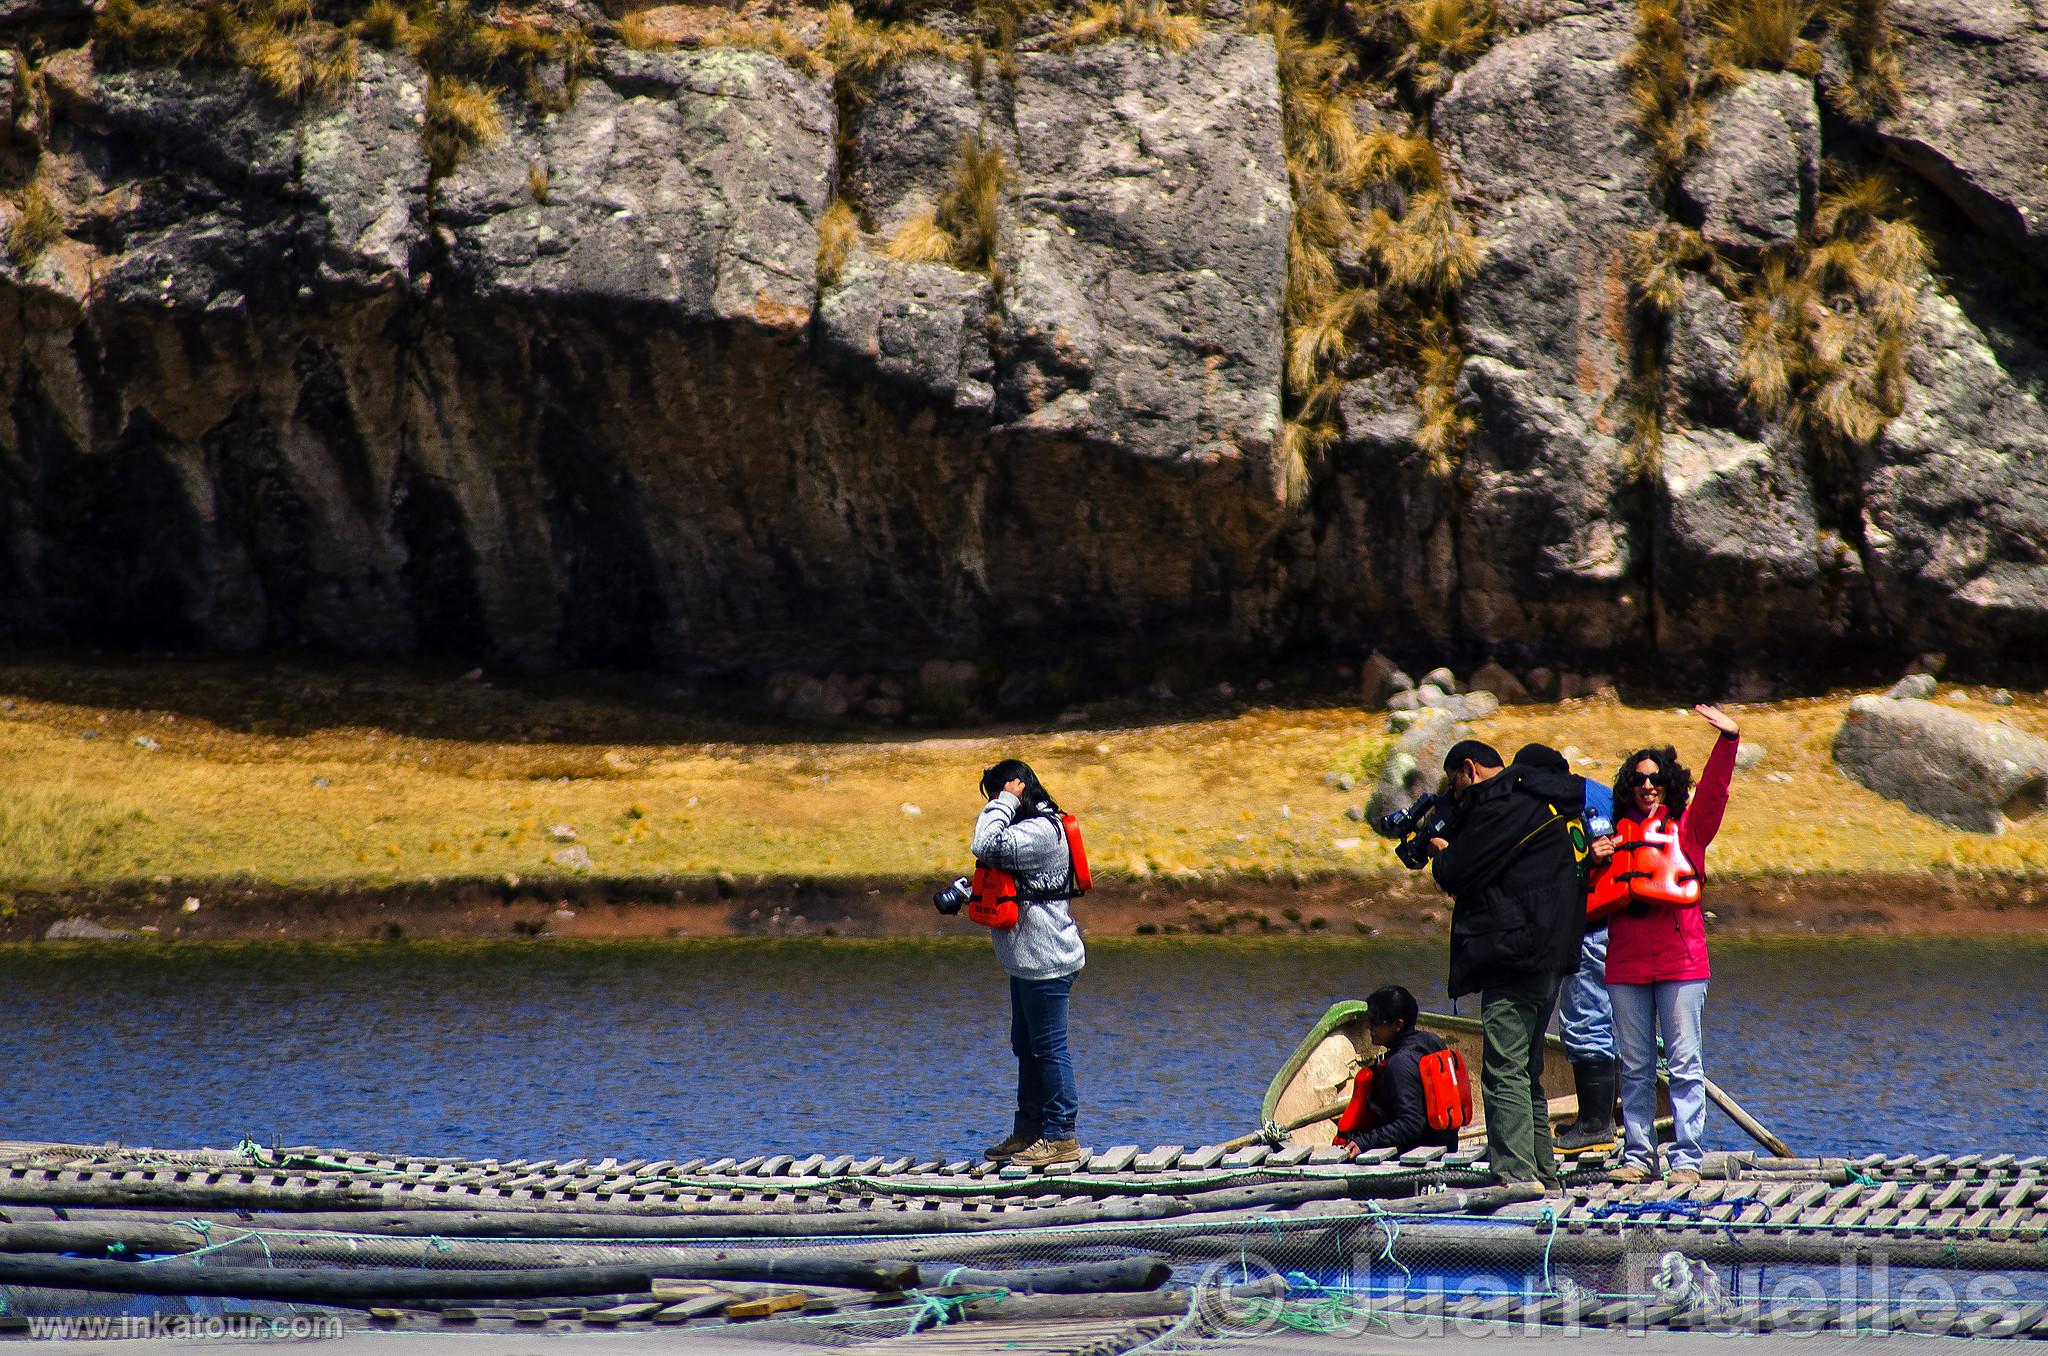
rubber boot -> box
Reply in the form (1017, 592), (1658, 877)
(1555, 1057), (1618, 1152)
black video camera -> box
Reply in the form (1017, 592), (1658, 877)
(1374, 791), (1459, 870)
(933, 876), (972, 915)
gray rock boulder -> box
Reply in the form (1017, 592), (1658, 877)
(1832, 695), (2048, 833)
(844, 57), (997, 241)
(818, 255), (995, 413)
(1681, 72), (1818, 250)
(1435, 9), (1663, 653)
(999, 34), (1288, 479)
(1886, 673), (1938, 700)
(441, 49), (832, 325)
(1868, 0), (2048, 269)
(1667, 283), (1765, 437)
(1858, 286), (2048, 656)
(1654, 428), (1840, 644)
(1364, 707), (1469, 828)
(44, 918), (134, 941)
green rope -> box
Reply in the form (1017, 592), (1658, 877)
(901, 1287), (1008, 1335)
(1847, 1167), (1880, 1186)
(1536, 1204), (1559, 1296)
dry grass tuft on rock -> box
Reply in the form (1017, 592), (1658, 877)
(1737, 168), (1926, 462)
(424, 73), (502, 176)
(1623, 0), (1710, 185)
(1052, 0), (1203, 52)
(95, 0), (360, 102)
(817, 198), (859, 285)
(6, 183), (64, 265)
(618, 9), (671, 50)
(1813, 0), (1900, 123)
(884, 211), (954, 263)
(934, 132), (1006, 275)
(1706, 0), (1823, 76)
(1362, 190), (1483, 295)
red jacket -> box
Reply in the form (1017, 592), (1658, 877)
(1604, 733), (1737, 985)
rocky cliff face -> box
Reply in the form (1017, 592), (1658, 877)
(1, 0), (2043, 687)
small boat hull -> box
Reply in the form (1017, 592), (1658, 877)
(1260, 1001), (1670, 1149)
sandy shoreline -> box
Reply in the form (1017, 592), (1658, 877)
(8, 869), (2045, 943)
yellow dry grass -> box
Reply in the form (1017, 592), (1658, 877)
(817, 197), (860, 284)
(883, 211), (954, 263)
(424, 74), (503, 176)
(2, 659), (2045, 891)
(618, 9), (671, 50)
(1052, 0), (1203, 52)
(6, 183), (63, 265)
(1622, 0), (1711, 185)
(1706, 0), (1822, 76)
(94, 0), (358, 101)
(1736, 169), (1925, 460)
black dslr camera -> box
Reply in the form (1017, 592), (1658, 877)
(933, 876), (972, 915)
(1375, 792), (1459, 870)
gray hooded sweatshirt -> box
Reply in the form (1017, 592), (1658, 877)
(970, 791), (1086, 981)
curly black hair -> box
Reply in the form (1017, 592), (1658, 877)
(1613, 745), (1693, 818)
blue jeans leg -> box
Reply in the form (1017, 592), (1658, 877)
(1608, 981), (1660, 1169)
(1558, 928), (1615, 1062)
(1010, 974), (1078, 1140)
(1008, 977), (1043, 1140)
(1658, 979), (1710, 1170)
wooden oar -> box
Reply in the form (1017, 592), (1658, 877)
(1703, 1076), (1793, 1157)
(1219, 1098), (1348, 1152)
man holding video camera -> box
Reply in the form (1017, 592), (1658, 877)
(1424, 740), (1587, 1189)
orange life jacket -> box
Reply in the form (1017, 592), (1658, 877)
(966, 867), (1019, 929)
(1333, 1046), (1474, 1143)
(965, 815), (1091, 930)
(1613, 810), (1701, 907)
(1418, 1048), (1474, 1131)
(1334, 1060), (1381, 1137)
(1586, 856), (1632, 922)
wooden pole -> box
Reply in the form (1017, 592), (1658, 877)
(1702, 1077), (1794, 1157)
(1220, 1099), (1348, 1152)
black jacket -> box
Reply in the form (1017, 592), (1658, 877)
(1430, 764), (1587, 997)
(1342, 1027), (1461, 1154)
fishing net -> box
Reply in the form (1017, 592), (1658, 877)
(2, 1142), (2044, 1346)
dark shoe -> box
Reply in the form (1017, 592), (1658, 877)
(1555, 1057), (1619, 1151)
(984, 1131), (1036, 1161)
(1009, 1137), (1083, 1168)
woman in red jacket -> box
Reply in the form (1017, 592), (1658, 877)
(1591, 704), (1740, 1187)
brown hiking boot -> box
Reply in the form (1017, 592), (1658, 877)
(1608, 1161), (1656, 1185)
(1008, 1137), (1083, 1169)
(1666, 1168), (1702, 1188)
(984, 1132), (1036, 1161)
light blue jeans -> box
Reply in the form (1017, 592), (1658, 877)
(1558, 926), (1614, 1062)
(1608, 978), (1709, 1171)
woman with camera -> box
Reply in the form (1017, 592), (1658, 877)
(965, 760), (1086, 1168)
(1591, 704), (1740, 1187)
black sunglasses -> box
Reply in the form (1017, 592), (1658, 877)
(1625, 770), (1662, 787)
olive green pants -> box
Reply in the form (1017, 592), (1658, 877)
(1479, 970), (1567, 1185)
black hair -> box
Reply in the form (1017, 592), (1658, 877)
(1441, 740), (1503, 775)
(1365, 985), (1420, 1032)
(1613, 745), (1692, 817)
(981, 759), (1062, 819)
(1511, 743), (1569, 774)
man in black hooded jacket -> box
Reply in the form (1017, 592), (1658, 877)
(1426, 740), (1587, 1187)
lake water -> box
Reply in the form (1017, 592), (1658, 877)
(3, 937), (2043, 1161)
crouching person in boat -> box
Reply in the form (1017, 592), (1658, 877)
(1332, 986), (1465, 1157)
(967, 760), (1090, 1169)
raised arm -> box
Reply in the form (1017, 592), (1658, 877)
(970, 793), (1067, 877)
(1680, 704), (1740, 860)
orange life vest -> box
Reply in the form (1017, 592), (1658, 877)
(1613, 810), (1701, 907)
(1334, 1060), (1380, 1137)
(966, 867), (1019, 929)
(1332, 1046), (1474, 1143)
(965, 815), (1091, 930)
(1418, 1048), (1474, 1131)
(1586, 856), (1632, 922)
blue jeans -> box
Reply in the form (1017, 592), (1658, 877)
(1609, 978), (1709, 1171)
(1010, 974), (1078, 1140)
(1558, 927), (1615, 1062)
